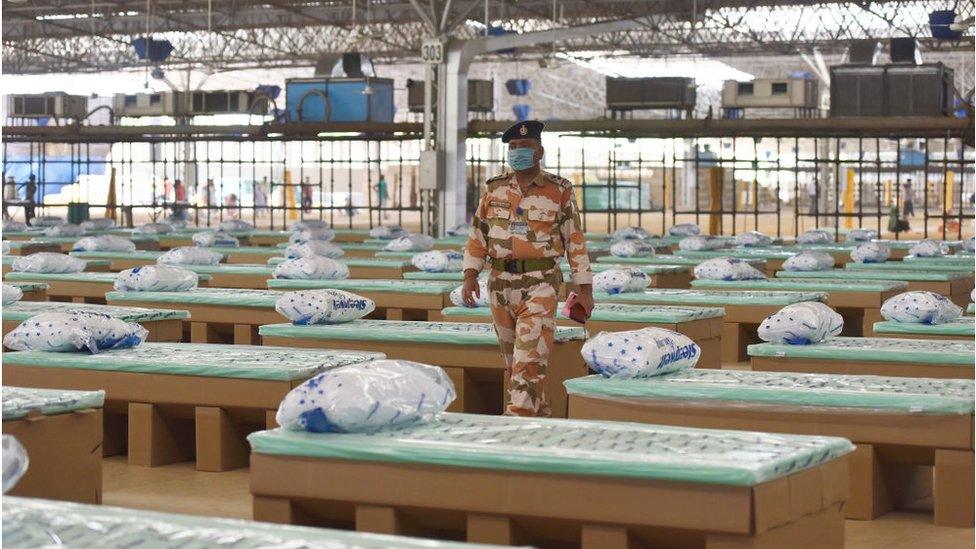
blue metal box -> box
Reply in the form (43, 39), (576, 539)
(285, 77), (395, 123)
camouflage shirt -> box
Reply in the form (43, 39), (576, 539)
(463, 170), (593, 285)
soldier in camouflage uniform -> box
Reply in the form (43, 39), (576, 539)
(462, 120), (594, 417)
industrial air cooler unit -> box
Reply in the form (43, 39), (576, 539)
(7, 93), (88, 120)
(605, 77), (696, 113)
(721, 78), (819, 109)
(406, 79), (494, 113)
(112, 92), (181, 117)
(186, 90), (268, 115)
(285, 78), (395, 123)
(830, 63), (954, 117)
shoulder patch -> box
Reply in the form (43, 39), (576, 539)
(542, 172), (573, 189)
(485, 173), (509, 185)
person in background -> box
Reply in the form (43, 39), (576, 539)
(172, 179), (187, 221)
(224, 193), (239, 219)
(301, 176), (314, 213)
(3, 175), (16, 220)
(254, 176), (269, 216)
(806, 178), (818, 216)
(374, 174), (390, 219)
(21, 174), (37, 224)
(902, 179), (915, 218)
(162, 176), (173, 204)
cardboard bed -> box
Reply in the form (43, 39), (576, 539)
(692, 277), (907, 337)
(3, 240), (62, 256)
(267, 278), (457, 321)
(749, 337), (975, 379)
(902, 255), (976, 269)
(6, 282), (48, 302)
(837, 265), (975, 306)
(596, 254), (767, 272)
(440, 303), (724, 369)
(2, 301), (189, 343)
(402, 263), (694, 292)
(268, 257), (420, 279)
(33, 235), (161, 253)
(247, 413), (852, 548)
(69, 250), (165, 271)
(678, 248), (799, 276)
(564, 370), (974, 527)
(3, 256), (111, 276)
(259, 320), (587, 417)
(2, 343), (381, 472)
(2, 386), (104, 503)
(4, 271), (211, 305)
(594, 289), (827, 362)
(204, 245), (283, 264)
(872, 318), (975, 341)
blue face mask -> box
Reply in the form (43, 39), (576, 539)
(507, 148), (536, 171)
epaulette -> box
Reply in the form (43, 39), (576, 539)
(542, 171), (573, 189)
(485, 173), (509, 185)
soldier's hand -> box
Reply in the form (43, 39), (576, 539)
(576, 284), (595, 318)
(462, 275), (481, 307)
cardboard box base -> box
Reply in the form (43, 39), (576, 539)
(751, 355), (972, 380)
(2, 409), (103, 504)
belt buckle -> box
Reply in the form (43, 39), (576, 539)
(504, 259), (519, 273)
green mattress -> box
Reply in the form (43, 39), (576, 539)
(679, 249), (796, 260)
(903, 256), (976, 268)
(205, 246), (282, 256)
(2, 302), (189, 323)
(3, 257), (112, 270)
(182, 263), (273, 276)
(2, 387), (106, 420)
(3, 240), (58, 249)
(564, 371), (974, 414)
(969, 303), (975, 314)
(69, 250), (164, 261)
(845, 262), (973, 273)
(248, 230), (290, 238)
(248, 413), (853, 487)
(597, 288), (826, 306)
(259, 319), (585, 344)
(441, 303), (725, 323)
(403, 271), (464, 281)
(268, 256), (411, 269)
(596, 255), (763, 267)
(267, 278), (456, 294)
(4, 282), (48, 293)
(374, 251), (419, 259)
(694, 278), (908, 292)
(806, 268), (970, 282)
(748, 337), (974, 365)
(3, 343), (382, 381)
(562, 263), (688, 275)
(35, 235), (158, 244)
(107, 287), (278, 307)
(6, 271), (117, 283)
(872, 318), (975, 337)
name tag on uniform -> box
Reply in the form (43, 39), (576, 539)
(509, 220), (528, 236)
(488, 200), (511, 208)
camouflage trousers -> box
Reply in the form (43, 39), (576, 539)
(488, 268), (561, 417)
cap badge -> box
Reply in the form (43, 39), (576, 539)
(519, 125), (528, 136)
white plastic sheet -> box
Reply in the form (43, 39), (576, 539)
(582, 328), (700, 378)
(43, 223), (85, 237)
(612, 226), (654, 241)
(3, 310), (148, 353)
(2, 436), (28, 494)
(276, 360), (456, 433)
(850, 241), (891, 263)
(782, 250), (835, 271)
(2, 283), (23, 306)
(845, 228), (878, 242)
(796, 229), (833, 244)
(275, 289), (376, 325)
(668, 223), (700, 236)
(964, 236), (975, 253)
(593, 268), (651, 294)
(81, 218), (116, 231)
(384, 234), (435, 252)
(881, 291), (963, 325)
(1, 241), (7, 255)
(289, 219), (328, 231)
(272, 256), (350, 280)
(163, 215), (188, 229)
(114, 265), (199, 291)
(284, 240), (344, 259)
(678, 235), (725, 251)
(3, 220), (28, 232)
(908, 239), (949, 258)
(694, 258), (766, 280)
(192, 230), (239, 248)
(369, 225), (408, 240)
(734, 231), (772, 247)
(758, 301), (843, 345)
(12, 252), (87, 274)
(156, 246), (223, 265)
(29, 216), (63, 227)
(135, 222), (174, 235)
(71, 235), (138, 252)
(411, 250), (463, 272)
(444, 223), (470, 237)
(289, 227), (336, 244)
(450, 278), (488, 307)
(610, 240), (657, 258)
(219, 219), (254, 232)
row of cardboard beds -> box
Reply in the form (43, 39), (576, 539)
(2, 231), (975, 548)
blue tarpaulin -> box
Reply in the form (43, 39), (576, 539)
(2, 157), (107, 200)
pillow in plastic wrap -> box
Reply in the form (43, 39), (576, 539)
(845, 228), (878, 242)
(668, 223), (700, 237)
(1, 241), (8, 255)
(81, 218), (115, 231)
(2, 435), (28, 494)
(610, 240), (656, 258)
(369, 225), (408, 240)
(3, 220), (28, 232)
(384, 234), (435, 252)
(782, 251), (835, 272)
(880, 291), (963, 325)
(219, 219), (254, 232)
(114, 265), (199, 291)
(71, 235), (137, 253)
(694, 257), (766, 280)
(192, 230), (239, 248)
(964, 236), (975, 253)
(908, 239), (949, 258)
(134, 222), (174, 235)
(288, 227), (335, 244)
(444, 223), (470, 237)
(593, 268), (650, 295)
(734, 231), (773, 247)
(582, 327), (700, 379)
(757, 302), (843, 345)
(156, 246), (223, 266)
(678, 235), (724, 251)
(450, 278), (488, 307)
(849, 241), (891, 263)
(2, 284), (23, 306)
(272, 256), (349, 280)
(43, 223), (85, 237)
(284, 240), (344, 259)
(275, 289), (375, 325)
(796, 229), (834, 244)
(12, 253), (86, 274)
(412, 250), (463, 273)
(276, 359), (456, 433)
(289, 219), (328, 231)
(3, 310), (148, 353)
(29, 216), (63, 227)
(612, 226), (654, 241)
(163, 215), (188, 229)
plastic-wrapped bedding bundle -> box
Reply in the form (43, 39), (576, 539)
(12, 252), (86, 274)
(964, 236), (976, 253)
(3, 220), (28, 232)
(384, 234), (435, 252)
(156, 246), (223, 266)
(163, 215), (187, 229)
(593, 268), (651, 295)
(80, 218), (116, 231)
(43, 223), (85, 237)
(610, 240), (656, 258)
(1, 241), (7, 255)
(796, 229), (834, 244)
(734, 231), (772, 247)
(284, 240), (344, 260)
(71, 235), (137, 252)
(275, 289), (376, 325)
(909, 239), (949, 258)
(2, 435), (28, 494)
(757, 302), (843, 345)
(272, 256), (349, 280)
(412, 250), (463, 273)
(3, 310), (148, 353)
(880, 291), (963, 325)
(134, 222), (174, 235)
(288, 227), (335, 244)
(289, 219), (328, 231)
(581, 327), (700, 379)
(193, 230), (239, 248)
(114, 265), (199, 291)
(668, 223), (700, 237)
(2, 283), (23, 306)
(850, 241), (891, 263)
(29, 216), (63, 227)
(694, 258), (766, 280)
(450, 277), (488, 307)
(845, 228), (878, 242)
(678, 235), (724, 252)
(444, 223), (470, 237)
(369, 225), (408, 240)
(612, 226), (654, 241)
(219, 219), (254, 232)
(782, 250), (835, 272)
